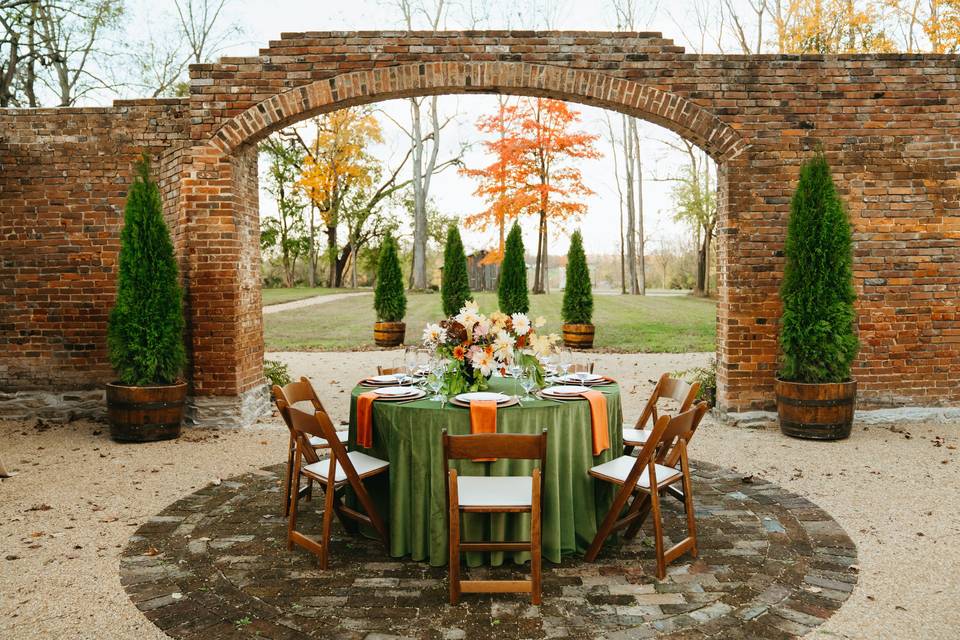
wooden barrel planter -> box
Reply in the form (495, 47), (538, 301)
(775, 378), (857, 440)
(374, 321), (405, 347)
(562, 323), (595, 349)
(106, 381), (187, 443)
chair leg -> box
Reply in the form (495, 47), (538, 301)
(318, 478), (336, 569)
(287, 471), (302, 551)
(681, 457), (698, 559)
(531, 473), (542, 606)
(448, 472), (461, 605)
(282, 433), (296, 517)
(649, 487), (666, 580)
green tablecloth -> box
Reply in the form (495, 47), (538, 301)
(348, 376), (623, 566)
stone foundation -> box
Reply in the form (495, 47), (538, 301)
(184, 384), (272, 429)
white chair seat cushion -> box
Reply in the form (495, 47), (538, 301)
(590, 455), (682, 489)
(622, 427), (650, 445)
(307, 430), (349, 448)
(457, 476), (533, 508)
(302, 451), (389, 483)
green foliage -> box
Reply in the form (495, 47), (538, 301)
(779, 152), (859, 383)
(264, 359), (292, 387)
(675, 360), (717, 407)
(441, 225), (472, 316)
(107, 155), (186, 386)
(561, 230), (593, 324)
(373, 235), (406, 322)
(498, 222), (529, 314)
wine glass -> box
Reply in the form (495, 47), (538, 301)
(403, 346), (418, 384)
(507, 360), (523, 397)
(428, 359), (447, 402)
(520, 364), (537, 400)
(416, 348), (431, 376)
(558, 347), (572, 380)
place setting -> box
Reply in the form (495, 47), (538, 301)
(448, 390), (519, 408)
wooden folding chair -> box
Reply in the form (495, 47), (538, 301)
(442, 429), (548, 605)
(585, 403), (708, 579)
(273, 377), (349, 517)
(623, 373), (700, 454)
(568, 362), (595, 374)
(377, 366), (403, 375)
(285, 406), (389, 569)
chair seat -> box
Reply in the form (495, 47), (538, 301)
(590, 455), (682, 489)
(302, 451), (389, 483)
(622, 426), (651, 445)
(457, 476), (532, 508)
(308, 430), (349, 448)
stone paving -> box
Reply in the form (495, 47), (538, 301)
(120, 462), (857, 639)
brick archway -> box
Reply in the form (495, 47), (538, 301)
(3, 31), (958, 425)
(179, 61), (746, 425)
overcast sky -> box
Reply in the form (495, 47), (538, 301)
(120, 0), (735, 255)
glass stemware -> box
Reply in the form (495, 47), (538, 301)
(428, 360), (447, 402)
(558, 347), (572, 379)
(507, 361), (523, 397)
(520, 364), (537, 400)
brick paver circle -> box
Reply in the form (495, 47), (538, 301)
(120, 462), (857, 639)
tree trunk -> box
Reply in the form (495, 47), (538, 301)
(326, 225), (337, 288)
(532, 210), (547, 294)
(307, 203), (317, 288)
(409, 97), (427, 290)
(622, 116), (639, 294)
(631, 119), (646, 295)
(334, 242), (352, 288)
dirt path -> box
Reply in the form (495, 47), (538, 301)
(262, 291), (371, 315)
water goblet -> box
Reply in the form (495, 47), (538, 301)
(520, 365), (537, 400)
(507, 361), (523, 397)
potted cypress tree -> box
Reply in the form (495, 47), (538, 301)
(498, 221), (529, 315)
(373, 234), (407, 347)
(776, 152), (859, 440)
(106, 155), (188, 442)
(561, 230), (595, 348)
(441, 224), (472, 316)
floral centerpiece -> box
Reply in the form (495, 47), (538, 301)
(422, 301), (559, 395)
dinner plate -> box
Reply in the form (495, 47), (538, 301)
(374, 386), (419, 397)
(454, 392), (512, 404)
(541, 385), (590, 397)
(560, 372), (604, 384)
(448, 394), (519, 409)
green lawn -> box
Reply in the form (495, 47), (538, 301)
(264, 291), (716, 353)
(262, 287), (360, 306)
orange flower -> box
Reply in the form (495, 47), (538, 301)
(484, 345), (494, 356)
(453, 346), (466, 361)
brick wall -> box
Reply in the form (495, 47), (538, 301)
(0, 99), (190, 391)
(1, 31), (958, 421)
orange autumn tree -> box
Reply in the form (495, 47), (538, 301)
(514, 98), (601, 294)
(460, 98), (533, 265)
(462, 98), (601, 291)
(297, 107), (383, 286)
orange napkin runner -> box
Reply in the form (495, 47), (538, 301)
(356, 391), (378, 448)
(580, 390), (610, 455)
(469, 399), (498, 462)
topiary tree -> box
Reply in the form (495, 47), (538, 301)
(779, 152), (858, 383)
(562, 230), (593, 324)
(498, 221), (529, 314)
(107, 155), (186, 386)
(374, 234), (407, 322)
(441, 224), (472, 316)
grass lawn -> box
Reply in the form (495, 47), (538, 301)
(264, 291), (716, 352)
(262, 287), (361, 306)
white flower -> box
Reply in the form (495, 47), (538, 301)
(511, 313), (531, 336)
(535, 316), (546, 328)
(528, 333), (554, 358)
(471, 348), (496, 377)
(492, 330), (514, 360)
(422, 322), (446, 345)
(462, 299), (480, 314)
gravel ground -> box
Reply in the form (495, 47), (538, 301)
(1, 350), (958, 639)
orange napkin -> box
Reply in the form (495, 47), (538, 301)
(581, 390), (610, 455)
(469, 399), (498, 462)
(356, 391), (378, 448)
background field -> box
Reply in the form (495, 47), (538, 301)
(263, 290), (716, 352)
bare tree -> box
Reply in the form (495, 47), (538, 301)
(34, 0), (123, 106)
(172, 0), (241, 64)
(0, 0), (39, 106)
(394, 0), (447, 290)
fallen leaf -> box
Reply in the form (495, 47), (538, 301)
(212, 478), (222, 486)
(143, 546), (160, 556)
(25, 504), (52, 512)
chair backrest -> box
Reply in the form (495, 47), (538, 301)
(441, 430), (548, 473)
(272, 377), (325, 428)
(653, 402), (709, 468)
(287, 406), (355, 474)
(377, 366), (403, 375)
(634, 373), (701, 430)
(569, 363), (595, 374)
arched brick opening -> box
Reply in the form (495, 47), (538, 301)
(179, 62), (746, 424)
(4, 31), (958, 425)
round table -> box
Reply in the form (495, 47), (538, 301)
(348, 376), (623, 566)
